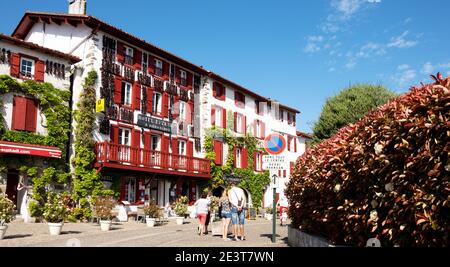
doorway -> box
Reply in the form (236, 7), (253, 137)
(6, 170), (19, 208)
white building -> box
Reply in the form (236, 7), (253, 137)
(9, 0), (311, 210)
(0, 33), (80, 221)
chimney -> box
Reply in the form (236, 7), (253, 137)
(68, 0), (87, 15)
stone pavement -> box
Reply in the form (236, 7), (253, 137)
(0, 217), (290, 247)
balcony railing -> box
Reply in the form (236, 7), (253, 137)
(124, 55), (134, 66)
(95, 142), (210, 176)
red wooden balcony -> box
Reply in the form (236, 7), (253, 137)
(95, 142), (210, 178)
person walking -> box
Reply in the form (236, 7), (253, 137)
(228, 182), (247, 241)
(277, 195), (289, 226)
(219, 189), (232, 241)
(194, 193), (211, 236)
(204, 191), (212, 235)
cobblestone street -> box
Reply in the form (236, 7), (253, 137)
(0, 218), (290, 247)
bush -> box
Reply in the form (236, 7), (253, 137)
(144, 202), (161, 218)
(0, 195), (15, 225)
(92, 196), (115, 220)
(286, 74), (450, 247)
(174, 196), (188, 217)
(43, 192), (67, 223)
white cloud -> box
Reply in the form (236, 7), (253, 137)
(387, 31), (418, 48)
(345, 59), (357, 69)
(356, 42), (386, 58)
(421, 62), (434, 74)
(393, 64), (417, 87)
(304, 35), (325, 53)
(332, 0), (363, 17)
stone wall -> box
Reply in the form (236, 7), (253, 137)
(288, 226), (334, 247)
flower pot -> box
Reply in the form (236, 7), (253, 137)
(0, 225), (8, 240)
(176, 217), (184, 225)
(48, 223), (63, 236)
(146, 217), (156, 228)
(100, 220), (112, 231)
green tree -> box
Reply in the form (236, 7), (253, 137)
(312, 84), (396, 143)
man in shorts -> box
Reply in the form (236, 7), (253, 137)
(228, 182), (247, 241)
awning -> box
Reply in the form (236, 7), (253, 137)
(0, 141), (62, 158)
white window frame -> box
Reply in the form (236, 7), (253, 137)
(236, 148), (241, 168)
(236, 114), (242, 133)
(123, 81), (132, 105)
(178, 140), (186, 156)
(180, 70), (187, 86)
(20, 58), (34, 78)
(124, 46), (134, 57)
(216, 106), (222, 127)
(256, 152), (262, 171)
(155, 59), (163, 76)
(118, 128), (131, 146)
(152, 92), (162, 114)
(151, 135), (160, 151)
(256, 120), (261, 138)
(179, 101), (186, 120)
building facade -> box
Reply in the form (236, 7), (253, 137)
(8, 1), (309, 209)
(0, 34), (79, 220)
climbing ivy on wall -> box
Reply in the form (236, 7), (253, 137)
(204, 126), (270, 210)
(72, 70), (112, 219)
(0, 75), (72, 217)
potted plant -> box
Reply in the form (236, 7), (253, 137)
(93, 196), (115, 231)
(0, 195), (16, 240)
(43, 192), (67, 236)
(144, 202), (161, 228)
(265, 207), (273, 221)
(174, 196), (188, 225)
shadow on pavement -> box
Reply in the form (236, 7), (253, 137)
(3, 234), (33, 240)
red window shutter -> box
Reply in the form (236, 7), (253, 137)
(278, 170), (281, 177)
(222, 108), (227, 128)
(294, 137), (297, 153)
(35, 60), (45, 82)
(133, 49), (142, 70)
(148, 55), (155, 74)
(10, 53), (20, 77)
(212, 83), (217, 98)
(287, 137), (291, 152)
(187, 141), (194, 158)
(172, 138), (178, 154)
(162, 93), (169, 117)
(175, 67), (181, 84)
(243, 116), (247, 135)
(234, 112), (237, 132)
(132, 83), (141, 110)
(283, 170), (287, 178)
(211, 106), (216, 126)
(132, 129), (141, 148)
(214, 140), (222, 165)
(163, 61), (170, 80)
(187, 72), (193, 88)
(114, 76), (122, 104)
(110, 124), (119, 143)
(25, 98), (38, 132)
(220, 84), (226, 101)
(146, 87), (153, 114)
(144, 132), (151, 149)
(242, 148), (248, 169)
(188, 102), (194, 124)
(172, 96), (180, 120)
(234, 147), (237, 168)
(116, 41), (124, 63)
(12, 96), (27, 131)
(162, 135), (169, 151)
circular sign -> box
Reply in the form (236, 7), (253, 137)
(264, 133), (287, 155)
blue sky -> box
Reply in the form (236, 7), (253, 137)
(1, 0), (450, 133)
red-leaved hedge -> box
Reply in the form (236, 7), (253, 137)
(286, 74), (450, 247)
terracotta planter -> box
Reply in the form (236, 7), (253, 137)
(146, 217), (156, 228)
(48, 223), (63, 236)
(100, 220), (112, 231)
(0, 225), (8, 240)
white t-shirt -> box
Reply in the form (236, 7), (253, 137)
(228, 187), (246, 208)
(195, 198), (211, 214)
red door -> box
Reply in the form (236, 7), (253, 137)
(6, 172), (19, 207)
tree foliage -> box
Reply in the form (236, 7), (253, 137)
(312, 84), (396, 143)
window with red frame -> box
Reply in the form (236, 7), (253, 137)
(12, 96), (38, 132)
(213, 82), (225, 100)
(235, 91), (245, 108)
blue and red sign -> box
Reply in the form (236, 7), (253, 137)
(264, 133), (287, 155)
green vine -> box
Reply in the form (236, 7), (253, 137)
(204, 122), (269, 210)
(0, 75), (71, 218)
(72, 71), (112, 219)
